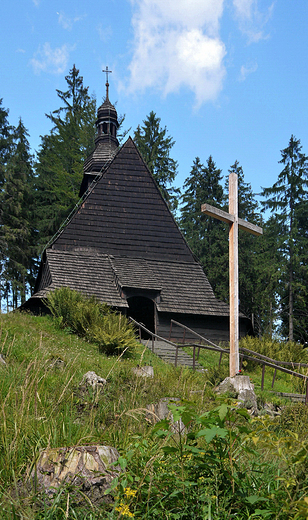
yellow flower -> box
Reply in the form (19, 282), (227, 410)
(115, 501), (135, 517)
(124, 487), (137, 498)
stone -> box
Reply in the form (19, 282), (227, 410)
(216, 376), (258, 414)
(0, 354), (6, 365)
(146, 397), (186, 434)
(81, 371), (107, 388)
(28, 445), (120, 504)
(132, 365), (154, 378)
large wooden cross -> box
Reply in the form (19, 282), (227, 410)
(201, 172), (263, 377)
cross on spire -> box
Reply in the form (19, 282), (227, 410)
(102, 66), (112, 101)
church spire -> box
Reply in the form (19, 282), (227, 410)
(79, 66), (119, 196)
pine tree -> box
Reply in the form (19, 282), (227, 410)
(261, 135), (308, 341)
(180, 156), (228, 300)
(1, 119), (35, 307)
(34, 65), (97, 251)
(134, 111), (180, 212)
(0, 99), (15, 310)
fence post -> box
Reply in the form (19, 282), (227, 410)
(175, 346), (178, 368)
(271, 368), (277, 389)
(152, 334), (154, 353)
(193, 346), (196, 371)
(168, 321), (172, 341)
(218, 351), (223, 368)
(261, 364), (265, 391)
(197, 340), (201, 360)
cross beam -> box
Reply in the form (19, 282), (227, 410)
(201, 172), (263, 377)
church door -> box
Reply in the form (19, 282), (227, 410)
(127, 296), (155, 339)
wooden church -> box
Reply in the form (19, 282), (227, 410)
(25, 77), (252, 343)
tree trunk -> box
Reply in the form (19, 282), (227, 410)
(289, 260), (294, 342)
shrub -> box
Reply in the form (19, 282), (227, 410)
(45, 287), (138, 355)
(239, 335), (308, 364)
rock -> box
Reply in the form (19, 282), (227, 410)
(146, 397), (186, 434)
(49, 357), (65, 369)
(216, 376), (258, 414)
(261, 402), (282, 417)
(0, 354), (6, 365)
(28, 445), (120, 504)
(132, 365), (154, 378)
(81, 371), (107, 388)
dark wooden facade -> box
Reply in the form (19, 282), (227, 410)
(25, 92), (252, 344)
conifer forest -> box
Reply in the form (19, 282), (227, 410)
(0, 65), (307, 343)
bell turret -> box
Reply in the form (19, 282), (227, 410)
(80, 67), (119, 197)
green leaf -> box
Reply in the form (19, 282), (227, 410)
(246, 495), (268, 505)
(218, 403), (229, 421)
(162, 446), (178, 454)
(196, 426), (228, 442)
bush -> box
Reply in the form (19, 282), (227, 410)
(45, 287), (138, 355)
(239, 335), (308, 364)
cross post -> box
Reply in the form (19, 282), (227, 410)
(201, 172), (263, 377)
(102, 66), (112, 100)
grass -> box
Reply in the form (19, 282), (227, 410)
(1, 310), (308, 518)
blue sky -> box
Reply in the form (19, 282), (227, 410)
(1, 0), (308, 202)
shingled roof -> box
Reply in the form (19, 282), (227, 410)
(32, 249), (230, 317)
(53, 138), (195, 263)
(30, 135), (230, 319)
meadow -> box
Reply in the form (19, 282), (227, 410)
(1, 298), (308, 519)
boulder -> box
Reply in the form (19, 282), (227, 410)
(28, 445), (120, 504)
(132, 365), (154, 378)
(81, 371), (107, 388)
(216, 376), (258, 414)
(146, 397), (186, 434)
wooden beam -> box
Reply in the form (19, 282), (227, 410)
(201, 203), (234, 224)
(229, 172), (239, 377)
(201, 172), (263, 379)
(202, 203), (263, 236)
(238, 218), (263, 236)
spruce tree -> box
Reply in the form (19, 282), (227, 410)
(180, 156), (228, 300)
(34, 65), (97, 251)
(1, 119), (35, 307)
(0, 99), (15, 309)
(261, 135), (308, 341)
(134, 111), (180, 212)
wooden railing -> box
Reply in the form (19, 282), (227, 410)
(169, 319), (308, 404)
(129, 317), (308, 403)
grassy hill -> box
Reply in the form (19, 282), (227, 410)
(1, 310), (308, 519)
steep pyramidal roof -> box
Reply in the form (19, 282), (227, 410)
(54, 137), (195, 263)
(31, 136), (230, 318)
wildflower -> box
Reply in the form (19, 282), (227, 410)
(124, 487), (137, 498)
(115, 501), (134, 517)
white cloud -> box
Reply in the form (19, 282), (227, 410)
(30, 43), (73, 75)
(57, 11), (86, 31)
(97, 23), (113, 42)
(233, 0), (274, 43)
(239, 62), (258, 81)
(126, 0), (226, 107)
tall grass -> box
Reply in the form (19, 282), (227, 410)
(1, 310), (308, 518)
